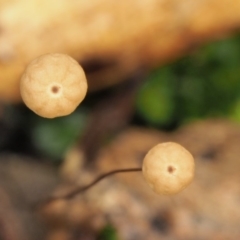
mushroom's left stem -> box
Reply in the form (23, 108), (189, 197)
(38, 167), (142, 208)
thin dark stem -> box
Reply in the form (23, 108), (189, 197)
(40, 167), (142, 206)
(64, 167), (142, 199)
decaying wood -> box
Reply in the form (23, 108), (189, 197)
(2, 120), (240, 239)
(0, 154), (59, 240)
(46, 119), (240, 240)
(0, 0), (240, 102)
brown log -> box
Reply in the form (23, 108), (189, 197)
(0, 0), (240, 102)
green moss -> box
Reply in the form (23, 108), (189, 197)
(136, 33), (240, 127)
(97, 224), (118, 240)
(32, 109), (88, 161)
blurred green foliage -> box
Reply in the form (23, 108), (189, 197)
(97, 224), (118, 240)
(32, 110), (88, 161)
(136, 34), (240, 127)
(136, 68), (176, 126)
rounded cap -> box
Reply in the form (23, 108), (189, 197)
(20, 53), (88, 118)
(142, 142), (195, 195)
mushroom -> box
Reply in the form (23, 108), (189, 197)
(142, 142), (195, 195)
(20, 53), (88, 118)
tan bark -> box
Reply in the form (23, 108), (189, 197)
(0, 0), (240, 102)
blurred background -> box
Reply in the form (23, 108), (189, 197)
(1, 0), (240, 239)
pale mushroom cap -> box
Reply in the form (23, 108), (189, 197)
(20, 53), (88, 118)
(142, 142), (195, 195)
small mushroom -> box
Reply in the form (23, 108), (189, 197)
(142, 142), (195, 195)
(20, 53), (88, 118)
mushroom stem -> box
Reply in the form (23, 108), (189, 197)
(40, 167), (142, 206)
(64, 167), (142, 199)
